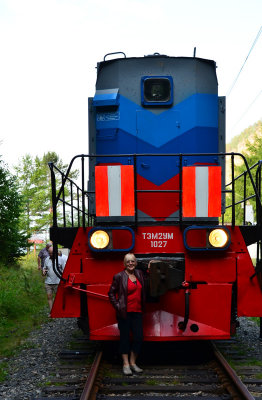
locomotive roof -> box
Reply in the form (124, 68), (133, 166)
(97, 53), (216, 74)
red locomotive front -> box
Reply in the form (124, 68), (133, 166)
(49, 53), (262, 341)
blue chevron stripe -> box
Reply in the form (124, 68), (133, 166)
(95, 92), (219, 186)
(96, 127), (218, 186)
(96, 93), (218, 148)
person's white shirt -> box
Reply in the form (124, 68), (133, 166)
(43, 256), (66, 285)
(59, 253), (68, 264)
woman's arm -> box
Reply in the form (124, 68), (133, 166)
(108, 275), (120, 310)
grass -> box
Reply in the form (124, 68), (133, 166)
(229, 358), (262, 369)
(104, 368), (121, 378)
(0, 254), (49, 381)
(145, 379), (158, 385)
(249, 317), (260, 326)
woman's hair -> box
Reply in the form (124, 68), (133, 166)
(123, 253), (137, 266)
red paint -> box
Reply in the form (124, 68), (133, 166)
(208, 166), (221, 217)
(51, 226), (262, 341)
(121, 165), (135, 216)
(136, 173), (180, 220)
(95, 166), (109, 216)
(182, 166), (196, 217)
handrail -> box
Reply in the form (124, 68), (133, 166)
(255, 162), (262, 274)
(103, 51), (126, 61)
(225, 158), (262, 227)
(226, 159), (262, 185)
(48, 152), (262, 231)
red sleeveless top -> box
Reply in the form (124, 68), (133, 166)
(127, 278), (142, 312)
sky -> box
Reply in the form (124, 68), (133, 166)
(0, 0), (261, 169)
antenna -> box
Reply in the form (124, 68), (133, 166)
(193, 47), (196, 57)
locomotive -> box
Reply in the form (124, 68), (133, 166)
(49, 52), (262, 341)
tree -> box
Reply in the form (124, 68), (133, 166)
(0, 159), (27, 263)
(14, 154), (37, 239)
(15, 152), (79, 238)
(238, 122), (262, 225)
(225, 121), (262, 225)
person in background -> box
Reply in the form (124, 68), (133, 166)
(58, 249), (68, 264)
(108, 253), (150, 376)
(38, 242), (52, 270)
(43, 246), (66, 316)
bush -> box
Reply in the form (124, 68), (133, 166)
(0, 159), (28, 263)
(0, 255), (48, 381)
(0, 258), (46, 319)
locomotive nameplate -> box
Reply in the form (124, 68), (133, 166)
(135, 227), (184, 253)
(142, 232), (174, 248)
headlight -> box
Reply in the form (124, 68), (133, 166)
(88, 227), (135, 252)
(208, 229), (229, 248)
(183, 226), (230, 251)
(90, 230), (110, 249)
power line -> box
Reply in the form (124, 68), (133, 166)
(226, 25), (262, 97)
(231, 89), (262, 130)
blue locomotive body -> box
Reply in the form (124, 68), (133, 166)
(89, 54), (224, 221)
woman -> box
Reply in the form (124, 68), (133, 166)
(108, 253), (149, 375)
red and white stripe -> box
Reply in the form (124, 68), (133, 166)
(182, 166), (221, 218)
(95, 165), (135, 217)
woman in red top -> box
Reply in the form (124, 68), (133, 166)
(108, 253), (150, 375)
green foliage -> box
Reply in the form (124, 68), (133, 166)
(0, 256), (48, 381)
(0, 159), (27, 263)
(243, 124), (262, 165)
(15, 151), (78, 238)
(249, 317), (260, 326)
(227, 120), (262, 153)
(0, 257), (46, 323)
(14, 154), (37, 241)
(145, 379), (158, 385)
(234, 123), (262, 225)
(225, 120), (262, 226)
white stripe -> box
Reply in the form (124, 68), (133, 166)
(108, 166), (121, 216)
(195, 167), (208, 217)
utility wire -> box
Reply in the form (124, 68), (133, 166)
(226, 25), (262, 97)
(231, 89), (262, 130)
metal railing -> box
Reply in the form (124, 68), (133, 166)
(223, 156), (262, 227)
(48, 152), (262, 230)
(48, 153), (262, 281)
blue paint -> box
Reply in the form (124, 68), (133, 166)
(95, 92), (219, 186)
(93, 91), (119, 106)
(96, 127), (218, 186)
(95, 93), (218, 148)
(97, 111), (120, 121)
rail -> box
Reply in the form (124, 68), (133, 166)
(78, 343), (256, 399)
(212, 342), (255, 400)
(80, 351), (103, 400)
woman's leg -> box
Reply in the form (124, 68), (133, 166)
(122, 353), (129, 366)
(130, 313), (143, 364)
(118, 315), (131, 365)
(130, 351), (137, 365)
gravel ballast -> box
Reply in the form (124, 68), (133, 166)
(0, 317), (262, 400)
(0, 318), (78, 400)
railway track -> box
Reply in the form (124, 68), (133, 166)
(34, 338), (261, 400)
